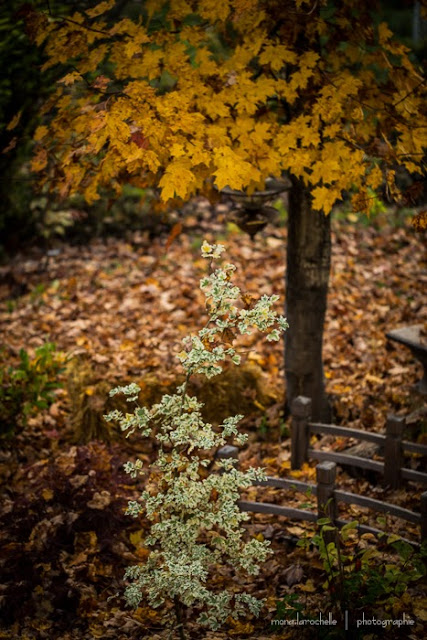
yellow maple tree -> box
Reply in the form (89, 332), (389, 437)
(28, 0), (425, 212)
(25, 0), (426, 419)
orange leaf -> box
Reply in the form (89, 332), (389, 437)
(130, 130), (149, 149)
(2, 137), (17, 154)
(165, 222), (183, 251)
(6, 111), (22, 131)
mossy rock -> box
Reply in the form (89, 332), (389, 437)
(66, 357), (276, 443)
(188, 362), (277, 425)
(66, 357), (182, 443)
(66, 357), (115, 444)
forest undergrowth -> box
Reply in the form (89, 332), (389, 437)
(0, 201), (426, 639)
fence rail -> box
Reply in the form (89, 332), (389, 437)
(309, 422), (427, 455)
(290, 396), (427, 489)
(256, 476), (316, 493)
(334, 490), (421, 524)
(216, 445), (427, 545)
(238, 501), (319, 522)
(307, 449), (385, 472)
(216, 397), (427, 543)
(309, 423), (385, 445)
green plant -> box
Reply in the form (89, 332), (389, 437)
(279, 420), (290, 440)
(275, 592), (307, 622)
(105, 242), (288, 637)
(288, 519), (426, 635)
(272, 198), (288, 227)
(257, 414), (269, 439)
(0, 342), (65, 437)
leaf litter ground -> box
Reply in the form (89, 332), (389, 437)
(0, 201), (426, 639)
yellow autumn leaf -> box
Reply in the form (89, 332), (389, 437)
(42, 488), (54, 501)
(6, 111), (22, 131)
(378, 22), (393, 45)
(130, 529), (144, 548)
(367, 165), (383, 190)
(298, 579), (316, 592)
(259, 43), (297, 70)
(301, 51), (320, 68)
(262, 457), (277, 466)
(34, 125), (49, 142)
(346, 213), (358, 223)
(59, 71), (81, 86)
(89, 624), (105, 638)
(120, 340), (134, 351)
(213, 146), (261, 191)
(228, 620), (254, 635)
(86, 0), (115, 18)
(198, 0), (230, 23)
(159, 159), (196, 201)
(311, 185), (341, 214)
(84, 180), (101, 204)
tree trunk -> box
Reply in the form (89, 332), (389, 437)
(285, 177), (331, 422)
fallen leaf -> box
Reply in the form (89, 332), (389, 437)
(298, 579), (316, 592)
(283, 563), (304, 586)
(42, 488), (54, 501)
(87, 490), (112, 509)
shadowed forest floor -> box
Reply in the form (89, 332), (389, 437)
(0, 203), (426, 639)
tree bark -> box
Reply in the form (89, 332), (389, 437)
(285, 177), (331, 422)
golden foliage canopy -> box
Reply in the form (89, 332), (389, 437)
(27, 0), (426, 214)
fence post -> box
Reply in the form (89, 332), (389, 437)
(383, 415), (405, 490)
(316, 461), (337, 545)
(421, 492), (427, 542)
(216, 445), (239, 472)
(316, 461), (337, 521)
(291, 396), (312, 470)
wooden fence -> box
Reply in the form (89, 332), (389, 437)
(290, 396), (427, 488)
(216, 395), (427, 544)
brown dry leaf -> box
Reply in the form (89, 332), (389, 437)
(69, 551), (88, 566)
(286, 525), (306, 536)
(87, 490), (112, 509)
(413, 598), (427, 622)
(69, 474), (88, 489)
(2, 136), (17, 154)
(364, 373), (384, 385)
(283, 563), (304, 586)
(55, 447), (77, 476)
(388, 365), (409, 375)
